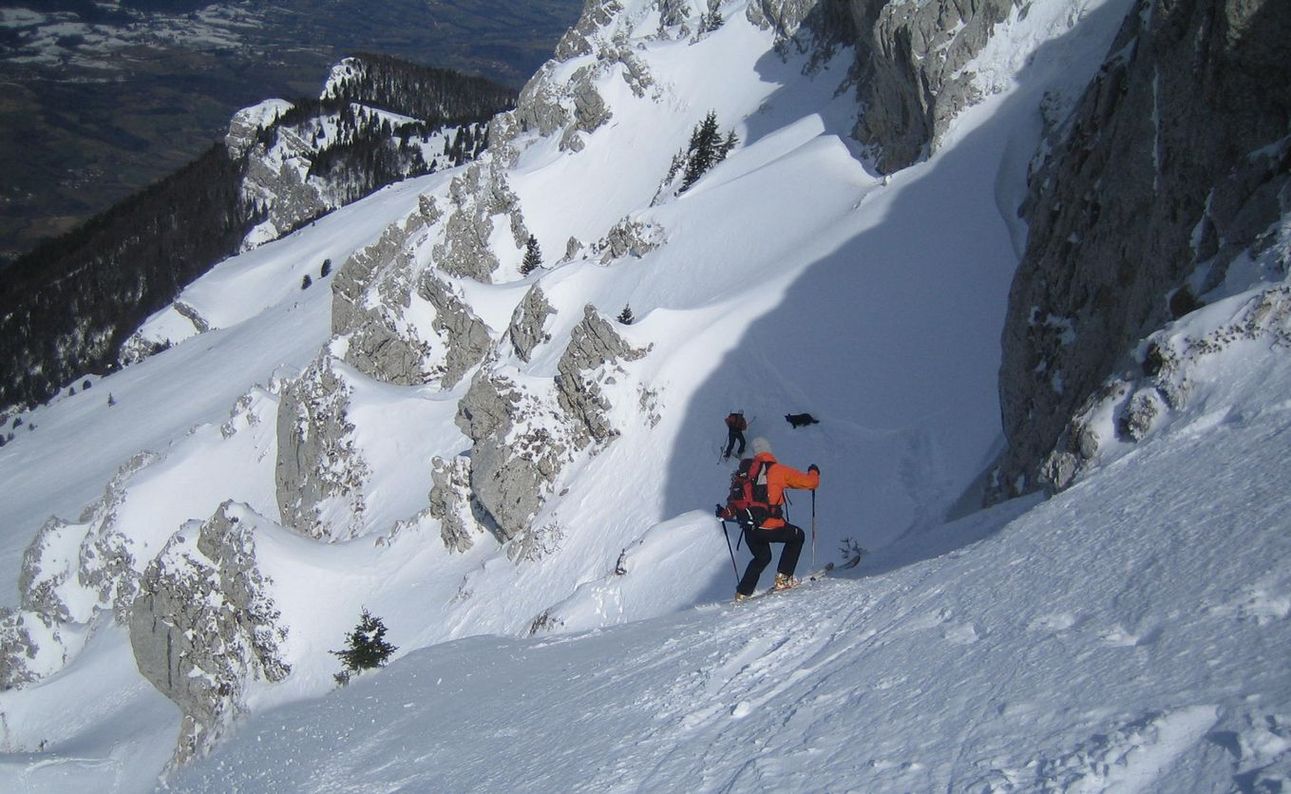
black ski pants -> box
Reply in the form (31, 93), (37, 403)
(736, 522), (805, 595)
(724, 427), (746, 458)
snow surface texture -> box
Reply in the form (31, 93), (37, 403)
(0, 0), (1287, 791)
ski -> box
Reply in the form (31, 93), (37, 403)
(740, 562), (834, 602)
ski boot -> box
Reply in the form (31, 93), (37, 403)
(773, 573), (800, 591)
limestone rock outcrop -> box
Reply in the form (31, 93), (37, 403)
(129, 502), (290, 767)
(275, 355), (371, 540)
(992, 0), (1291, 499)
(456, 305), (648, 542)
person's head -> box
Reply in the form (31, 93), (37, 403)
(751, 436), (772, 456)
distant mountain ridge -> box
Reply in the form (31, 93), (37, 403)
(0, 0), (583, 265)
(0, 53), (515, 413)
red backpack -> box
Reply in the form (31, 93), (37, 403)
(718, 457), (780, 527)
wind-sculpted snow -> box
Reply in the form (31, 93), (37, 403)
(171, 385), (1291, 790)
(3, 0), (1287, 787)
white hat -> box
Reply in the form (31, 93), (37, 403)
(751, 436), (772, 456)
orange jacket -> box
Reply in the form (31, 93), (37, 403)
(751, 451), (819, 528)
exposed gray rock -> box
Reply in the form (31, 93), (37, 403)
(601, 41), (655, 99)
(515, 64), (571, 138)
(428, 456), (476, 553)
(592, 217), (665, 263)
(555, 305), (650, 447)
(454, 306), (648, 542)
(1118, 388), (1163, 442)
(275, 355), (371, 541)
(658, 0), (692, 31)
(0, 608), (43, 690)
(847, 0), (1016, 174)
(19, 518), (79, 625)
(344, 322), (433, 387)
(747, 0), (851, 42)
(129, 502), (290, 767)
(993, 0), (1291, 499)
(563, 237), (587, 262)
(455, 372), (572, 542)
(507, 285), (557, 363)
(173, 302), (212, 334)
(514, 47), (614, 154)
(332, 210), (428, 340)
(433, 164), (504, 282)
(560, 66), (614, 152)
(554, 0), (624, 61)
(417, 273), (493, 388)
(238, 125), (332, 248)
(333, 202), (448, 387)
(19, 452), (158, 627)
(507, 519), (566, 564)
(225, 103), (288, 160)
(1036, 283), (1291, 492)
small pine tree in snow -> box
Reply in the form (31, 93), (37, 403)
(320, 258), (332, 278)
(301, 274), (313, 290)
(617, 305), (634, 324)
(521, 235), (543, 275)
(681, 111), (726, 193)
(332, 608), (397, 685)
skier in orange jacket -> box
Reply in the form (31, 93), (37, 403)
(734, 436), (819, 599)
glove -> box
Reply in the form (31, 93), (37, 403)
(808, 464), (820, 475)
(715, 503), (725, 518)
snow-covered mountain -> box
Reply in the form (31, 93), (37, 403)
(0, 0), (1287, 791)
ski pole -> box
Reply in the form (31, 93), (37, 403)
(718, 516), (739, 583)
(811, 489), (817, 568)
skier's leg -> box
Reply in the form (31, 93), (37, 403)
(737, 529), (772, 595)
(758, 523), (805, 578)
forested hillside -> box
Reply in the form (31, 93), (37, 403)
(0, 56), (513, 413)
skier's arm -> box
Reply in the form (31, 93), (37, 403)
(779, 464), (819, 491)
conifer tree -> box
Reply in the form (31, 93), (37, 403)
(681, 111), (722, 193)
(332, 608), (398, 685)
(617, 305), (634, 324)
(521, 235), (543, 275)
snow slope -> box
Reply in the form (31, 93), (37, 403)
(169, 369), (1291, 791)
(3, 0), (1288, 791)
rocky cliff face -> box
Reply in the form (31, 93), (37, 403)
(456, 305), (649, 543)
(991, 0), (1291, 499)
(846, 0), (1017, 173)
(742, 0), (1019, 174)
(275, 355), (372, 541)
(129, 502), (290, 767)
(0, 452), (158, 689)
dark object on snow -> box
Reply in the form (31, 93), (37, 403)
(784, 412), (819, 428)
(722, 410), (746, 459)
